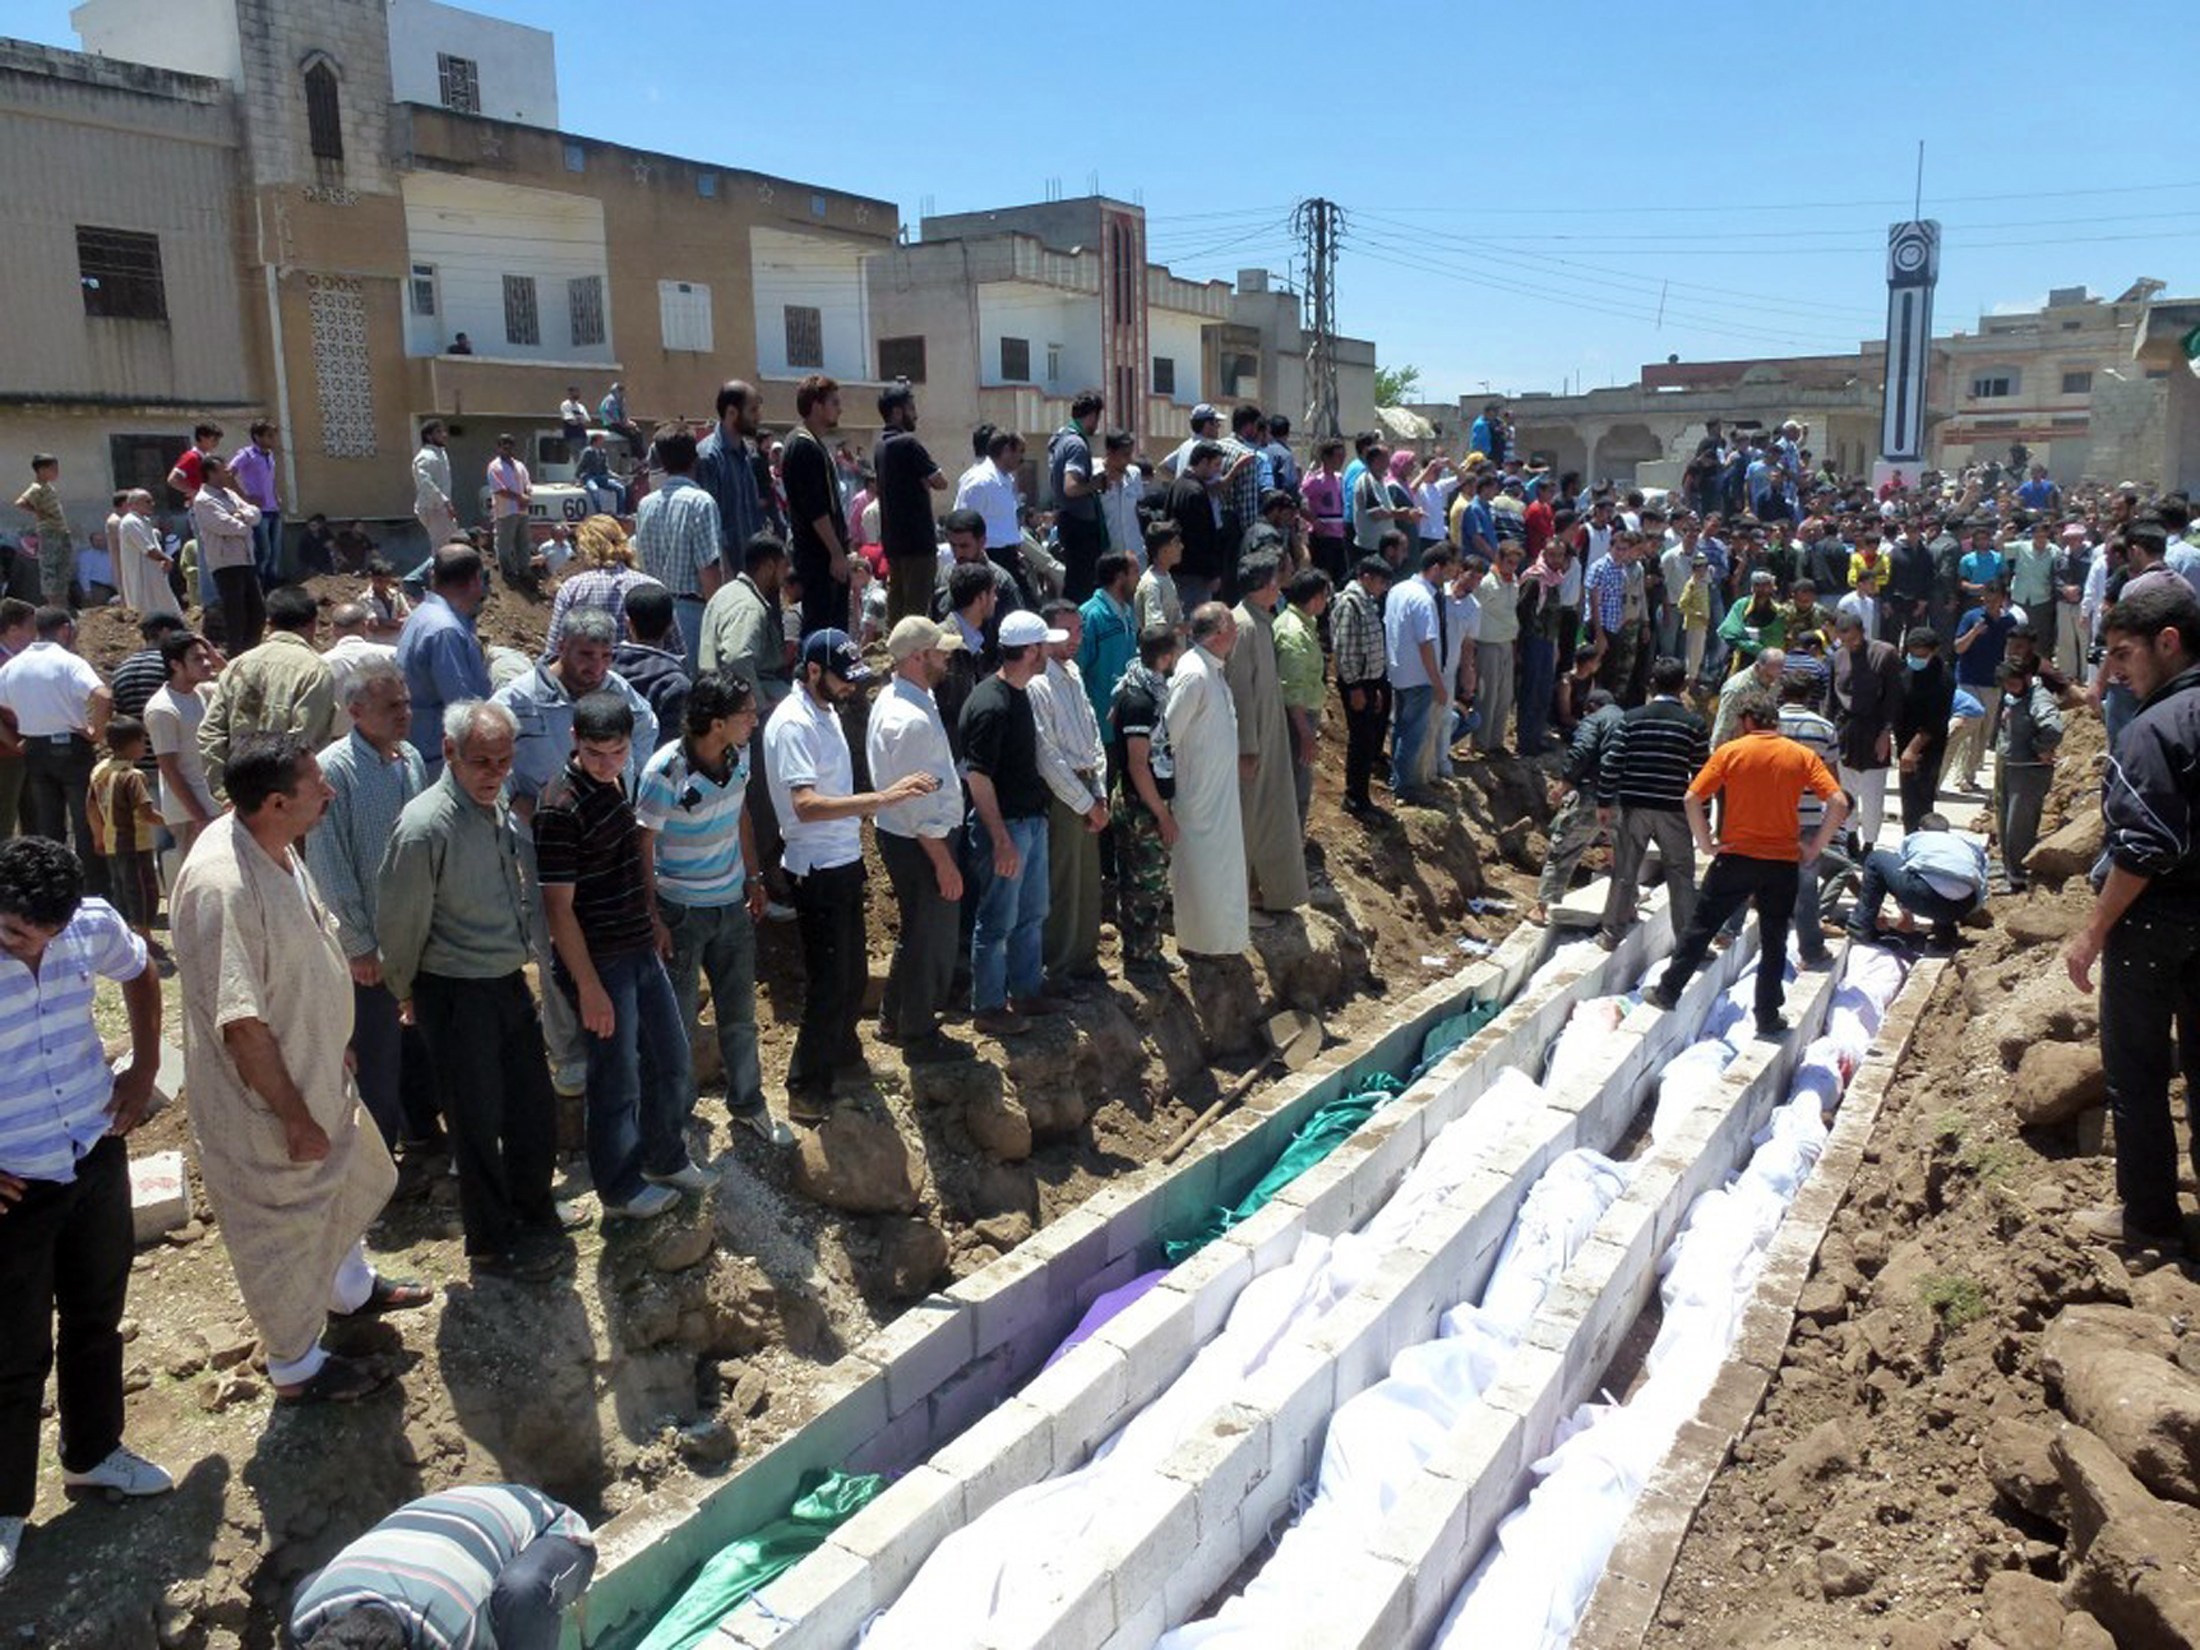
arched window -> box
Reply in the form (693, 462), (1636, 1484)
(305, 60), (343, 161)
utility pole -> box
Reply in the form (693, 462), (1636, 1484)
(1294, 197), (1344, 439)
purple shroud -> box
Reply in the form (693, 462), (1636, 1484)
(1042, 1268), (1170, 1370)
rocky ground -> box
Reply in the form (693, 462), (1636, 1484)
(1651, 713), (2200, 1650)
(7, 576), (1558, 1649)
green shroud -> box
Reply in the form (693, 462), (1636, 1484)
(634, 1470), (887, 1650)
(1161, 997), (1498, 1264)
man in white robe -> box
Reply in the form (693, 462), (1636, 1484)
(171, 731), (421, 1407)
(1222, 555), (1311, 917)
(115, 491), (180, 620)
(1164, 603), (1250, 956)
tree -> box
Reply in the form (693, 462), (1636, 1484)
(1374, 363), (1422, 406)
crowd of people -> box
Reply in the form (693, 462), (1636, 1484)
(5, 382), (2200, 1645)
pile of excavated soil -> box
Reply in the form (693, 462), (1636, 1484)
(1654, 709), (2200, 1650)
(13, 574), (1560, 1649)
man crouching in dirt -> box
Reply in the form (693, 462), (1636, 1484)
(286, 1483), (593, 1650)
(0, 837), (172, 1590)
(2064, 578), (2200, 1257)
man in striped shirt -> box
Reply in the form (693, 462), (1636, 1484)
(630, 426), (723, 674)
(1331, 556), (1393, 819)
(0, 837), (171, 1589)
(287, 1483), (593, 1650)
(635, 673), (793, 1148)
(1597, 655), (1710, 947)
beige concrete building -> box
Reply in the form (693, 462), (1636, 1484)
(865, 197), (1376, 496)
(1476, 280), (2196, 494)
(8, 0), (896, 542)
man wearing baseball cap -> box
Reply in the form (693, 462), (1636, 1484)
(865, 618), (971, 1066)
(1160, 404), (1224, 481)
(763, 628), (938, 1122)
(959, 609), (1069, 1037)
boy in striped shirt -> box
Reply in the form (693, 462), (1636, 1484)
(635, 672), (793, 1147)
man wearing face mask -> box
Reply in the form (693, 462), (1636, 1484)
(1893, 628), (1956, 833)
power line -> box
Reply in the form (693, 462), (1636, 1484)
(1359, 177), (2200, 217)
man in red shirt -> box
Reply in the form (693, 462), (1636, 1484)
(164, 423), (224, 502)
(1523, 474), (1556, 560)
(1642, 686), (1849, 1036)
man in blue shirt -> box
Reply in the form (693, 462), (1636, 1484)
(2016, 464), (2059, 513)
(1957, 523), (2006, 604)
(0, 837), (172, 1589)
(394, 545), (491, 782)
(1845, 812), (1987, 949)
(1950, 583), (2018, 791)
(1468, 401), (1506, 465)
(696, 380), (771, 560)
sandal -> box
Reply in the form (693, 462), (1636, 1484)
(333, 1273), (434, 1319)
(275, 1353), (390, 1405)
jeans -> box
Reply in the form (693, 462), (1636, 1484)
(213, 563), (265, 652)
(877, 830), (959, 1039)
(582, 479), (624, 518)
(787, 858), (867, 1097)
(251, 509), (283, 586)
(1847, 848), (1972, 938)
(1517, 635), (1557, 752)
(577, 950), (694, 1205)
(661, 896), (765, 1116)
(2099, 904), (2200, 1232)
(1339, 679), (1391, 807)
(672, 595), (706, 676)
(0, 1135), (130, 1517)
(351, 979), (441, 1149)
(22, 734), (95, 869)
(487, 1534), (598, 1650)
(1602, 806), (1695, 940)
(1390, 683), (1435, 793)
(795, 555), (849, 640)
(413, 971), (558, 1259)
(1657, 852), (1800, 1027)
(969, 813), (1048, 1011)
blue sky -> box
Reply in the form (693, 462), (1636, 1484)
(20, 0), (2197, 405)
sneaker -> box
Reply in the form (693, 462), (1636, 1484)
(731, 1107), (797, 1147)
(1754, 1015), (1789, 1040)
(0, 1516), (20, 1589)
(2069, 1204), (2185, 1251)
(1640, 985), (1678, 1013)
(551, 1061), (589, 1099)
(642, 1160), (713, 1194)
(604, 1183), (681, 1221)
(61, 1446), (173, 1498)
(972, 1008), (1028, 1039)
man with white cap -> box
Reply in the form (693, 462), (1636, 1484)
(866, 617), (972, 1066)
(763, 629), (937, 1123)
(959, 609), (1068, 1038)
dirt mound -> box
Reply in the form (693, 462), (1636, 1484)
(1648, 846), (2200, 1650)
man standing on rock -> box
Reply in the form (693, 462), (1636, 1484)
(2064, 580), (2200, 1253)
(765, 631), (936, 1122)
(866, 619), (972, 1065)
(379, 702), (568, 1281)
(396, 545), (491, 784)
(1166, 603), (1250, 957)
(1112, 625), (1182, 982)
(1225, 552), (1311, 921)
(172, 734), (426, 1405)
(0, 837), (171, 1590)
(1643, 688), (1848, 1039)
(960, 611), (1067, 1038)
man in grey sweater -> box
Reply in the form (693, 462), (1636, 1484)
(377, 700), (567, 1281)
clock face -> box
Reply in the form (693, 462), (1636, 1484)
(1887, 221), (1939, 284)
(1892, 237), (1927, 274)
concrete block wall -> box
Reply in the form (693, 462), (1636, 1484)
(629, 897), (1683, 1650)
(1295, 958), (1844, 1650)
(577, 910), (1578, 1648)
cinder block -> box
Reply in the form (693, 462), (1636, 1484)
(1160, 1499), (1246, 1628)
(1020, 1206), (1107, 1286)
(1070, 1248), (1145, 1318)
(945, 1246), (1050, 1358)
(789, 1358), (890, 1474)
(1017, 1339), (1131, 1470)
(1156, 1235), (1254, 1343)
(721, 1539), (872, 1648)
(865, 1294), (976, 1420)
(1298, 1549), (1412, 1650)
(985, 1561), (1114, 1650)
(1158, 1402), (1274, 1547)
(129, 1148), (189, 1243)
(929, 1395), (1053, 1520)
(1101, 1471), (1199, 1636)
(1090, 1273), (1197, 1383)
(823, 1463), (964, 1613)
(1244, 1338), (1336, 1487)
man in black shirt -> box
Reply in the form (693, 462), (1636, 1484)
(782, 374), (850, 641)
(960, 609), (1067, 1037)
(1048, 390), (1106, 602)
(534, 692), (707, 1224)
(1166, 443), (1227, 613)
(873, 381), (946, 628)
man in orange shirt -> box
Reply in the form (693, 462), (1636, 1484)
(1642, 686), (1849, 1037)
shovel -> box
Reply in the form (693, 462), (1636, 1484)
(1161, 1007), (1326, 1163)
